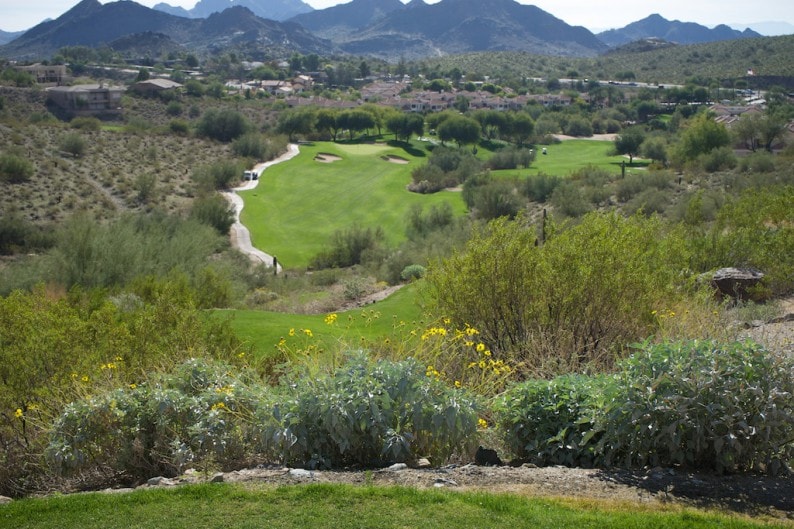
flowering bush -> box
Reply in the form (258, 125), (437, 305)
(48, 359), (272, 480)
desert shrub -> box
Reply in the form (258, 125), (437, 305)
(169, 119), (189, 135)
(562, 116), (593, 137)
(424, 213), (689, 374)
(0, 283), (243, 495)
(495, 375), (609, 467)
(689, 185), (794, 296)
(69, 116), (101, 131)
(310, 224), (384, 269)
(196, 108), (249, 142)
(624, 188), (672, 216)
(232, 132), (267, 159)
(738, 152), (775, 173)
(595, 340), (793, 474)
(700, 146), (737, 173)
(549, 181), (591, 218)
(0, 153), (34, 183)
(521, 173), (562, 203)
(48, 358), (268, 480)
(262, 354), (480, 468)
(399, 264), (425, 281)
(465, 179), (523, 220)
(59, 132), (86, 157)
(0, 215), (54, 254)
(405, 202), (454, 240)
(617, 173), (651, 202)
(192, 159), (242, 191)
(409, 147), (482, 193)
(166, 101), (183, 116)
(190, 193), (236, 235)
(485, 146), (534, 170)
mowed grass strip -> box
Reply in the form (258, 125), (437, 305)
(213, 283), (427, 361)
(493, 139), (648, 179)
(1, 483), (780, 529)
(240, 141), (465, 269)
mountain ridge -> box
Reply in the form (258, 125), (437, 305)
(598, 13), (762, 47)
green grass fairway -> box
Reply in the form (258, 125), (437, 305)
(240, 142), (465, 269)
(494, 140), (648, 179)
(213, 284), (427, 361)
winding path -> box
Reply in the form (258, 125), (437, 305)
(222, 144), (300, 273)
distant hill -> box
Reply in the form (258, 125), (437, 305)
(598, 14), (761, 47)
(303, 0), (608, 60)
(153, 0), (313, 22)
(730, 21), (794, 37)
(288, 0), (404, 39)
(0, 0), (332, 60)
(0, 29), (25, 45)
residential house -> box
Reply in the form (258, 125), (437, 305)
(47, 84), (125, 115)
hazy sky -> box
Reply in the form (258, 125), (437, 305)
(2, 0), (793, 32)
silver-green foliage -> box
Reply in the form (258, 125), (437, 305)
(265, 355), (480, 468)
(495, 340), (793, 475)
(495, 374), (609, 467)
(48, 359), (271, 478)
(596, 340), (793, 474)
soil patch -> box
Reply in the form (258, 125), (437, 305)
(315, 153), (342, 163)
(173, 464), (793, 520)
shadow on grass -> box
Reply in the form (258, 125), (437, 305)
(593, 468), (794, 516)
(387, 140), (427, 158)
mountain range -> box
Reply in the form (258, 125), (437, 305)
(0, 0), (767, 61)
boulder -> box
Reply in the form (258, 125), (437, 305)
(711, 267), (764, 300)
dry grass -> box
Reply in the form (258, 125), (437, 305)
(0, 87), (250, 222)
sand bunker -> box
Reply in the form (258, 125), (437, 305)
(315, 153), (342, 163)
(384, 155), (409, 164)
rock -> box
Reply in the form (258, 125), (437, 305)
(412, 458), (432, 469)
(711, 267), (764, 300)
(211, 473), (225, 483)
(0, 495), (12, 505)
(384, 463), (408, 472)
(146, 476), (178, 487)
(433, 478), (458, 488)
(289, 468), (315, 479)
(522, 463), (538, 469)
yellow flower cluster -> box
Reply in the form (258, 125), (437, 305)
(210, 402), (226, 411)
(421, 327), (448, 340)
(14, 408), (23, 418)
(100, 362), (118, 370)
(477, 418), (488, 429)
(324, 313), (338, 325)
(425, 365), (443, 379)
(303, 328), (313, 338)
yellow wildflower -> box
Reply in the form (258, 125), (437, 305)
(289, 328), (296, 337)
(324, 313), (338, 325)
(303, 328), (313, 337)
(478, 418), (488, 429)
(81, 375), (89, 383)
(476, 343), (486, 353)
(454, 380), (462, 388)
(14, 408), (23, 418)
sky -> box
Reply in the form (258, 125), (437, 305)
(2, 0), (793, 33)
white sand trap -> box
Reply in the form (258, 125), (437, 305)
(384, 155), (409, 164)
(315, 153), (342, 163)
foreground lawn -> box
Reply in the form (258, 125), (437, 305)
(240, 141), (465, 269)
(1, 483), (780, 529)
(213, 283), (427, 362)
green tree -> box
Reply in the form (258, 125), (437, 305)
(315, 108), (339, 140)
(672, 113), (730, 164)
(135, 67), (150, 82)
(336, 109), (376, 140)
(386, 113), (424, 142)
(614, 127), (646, 164)
(437, 115), (481, 147)
(276, 107), (316, 142)
(507, 112), (534, 146)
